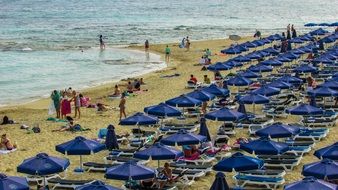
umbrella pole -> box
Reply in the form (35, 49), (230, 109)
(43, 176), (46, 189)
(158, 160), (160, 168)
(80, 155), (83, 171)
(253, 104), (256, 114)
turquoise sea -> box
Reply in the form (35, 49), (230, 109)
(0, 0), (337, 106)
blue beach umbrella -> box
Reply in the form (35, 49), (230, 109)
(284, 177), (338, 190)
(278, 75), (303, 85)
(263, 47), (280, 55)
(119, 112), (158, 125)
(302, 159), (338, 180)
(233, 55), (251, 62)
(252, 40), (265, 46)
(310, 28), (329, 36)
(165, 94), (202, 107)
(282, 52), (301, 60)
(256, 50), (271, 57)
(56, 136), (105, 172)
(286, 104), (323, 116)
(246, 52), (262, 60)
(293, 64), (317, 73)
(319, 80), (338, 90)
(241, 41), (257, 48)
(291, 48), (306, 55)
(202, 84), (229, 97)
(207, 62), (232, 71)
(205, 107), (246, 121)
(210, 172), (230, 190)
(213, 152), (264, 172)
(75, 180), (121, 190)
(133, 143), (183, 161)
(105, 161), (155, 180)
(105, 125), (119, 150)
(240, 137), (289, 155)
(321, 37), (336, 43)
(312, 57), (334, 64)
(252, 85), (280, 96)
(236, 45), (249, 52)
(0, 173), (29, 190)
(222, 46), (242, 54)
(277, 56), (292, 62)
(161, 129), (206, 146)
(308, 86), (338, 97)
(289, 38), (304, 44)
(261, 59), (283, 66)
(260, 38), (271, 44)
(227, 76), (253, 86)
(238, 70), (262, 78)
(225, 60), (243, 67)
(144, 103), (181, 117)
(268, 80), (292, 89)
(314, 142), (338, 160)
(299, 35), (314, 42)
(239, 93), (269, 104)
(310, 96), (317, 107)
(267, 34), (283, 41)
(330, 22), (338, 26)
(319, 23), (330, 26)
(255, 123), (300, 138)
(249, 64), (273, 73)
(187, 89), (215, 101)
(199, 118), (211, 141)
(304, 23), (317, 27)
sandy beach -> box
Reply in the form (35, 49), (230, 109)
(0, 37), (337, 189)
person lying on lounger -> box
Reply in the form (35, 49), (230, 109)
(0, 134), (16, 150)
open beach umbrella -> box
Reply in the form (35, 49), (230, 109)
(310, 28), (329, 36)
(133, 143), (183, 167)
(261, 59), (283, 66)
(210, 172), (230, 190)
(213, 152), (264, 172)
(304, 23), (317, 27)
(314, 142), (338, 160)
(105, 124), (119, 150)
(276, 56), (292, 62)
(263, 47), (280, 55)
(144, 103), (181, 117)
(246, 52), (262, 60)
(240, 137), (289, 155)
(199, 118), (211, 141)
(160, 129), (206, 146)
(165, 94), (202, 107)
(255, 123), (300, 138)
(249, 64), (273, 73)
(256, 50), (270, 57)
(289, 38), (304, 44)
(207, 62), (232, 71)
(282, 52), (301, 60)
(302, 159), (338, 180)
(119, 112), (159, 125)
(312, 57), (334, 64)
(294, 64), (317, 73)
(319, 23), (330, 26)
(222, 46), (242, 54)
(319, 80), (338, 90)
(205, 107), (246, 121)
(308, 86), (338, 97)
(252, 85), (280, 96)
(56, 136), (105, 172)
(239, 93), (269, 113)
(236, 45), (249, 52)
(300, 35), (315, 42)
(186, 89), (215, 101)
(268, 80), (292, 89)
(225, 60), (243, 67)
(241, 41), (257, 48)
(202, 84), (229, 97)
(321, 37), (336, 43)
(233, 55), (251, 62)
(0, 173), (29, 190)
(284, 177), (338, 190)
(238, 70), (262, 79)
(105, 161), (155, 180)
(278, 75), (303, 85)
(17, 153), (70, 188)
(330, 22), (338, 26)
(267, 34), (283, 41)
(75, 180), (121, 190)
(252, 39), (265, 46)
(227, 76), (253, 86)
(291, 48), (306, 55)
(286, 104), (323, 116)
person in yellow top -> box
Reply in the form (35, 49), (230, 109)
(204, 75), (211, 84)
(165, 45), (171, 63)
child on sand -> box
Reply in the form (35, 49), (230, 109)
(119, 94), (127, 121)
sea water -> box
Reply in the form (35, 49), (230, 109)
(0, 0), (337, 106)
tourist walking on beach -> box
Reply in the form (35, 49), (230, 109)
(51, 90), (61, 118)
(99, 35), (105, 50)
(165, 45), (171, 63)
(119, 93), (127, 121)
(291, 25), (297, 38)
(286, 24), (291, 39)
(145, 40), (149, 51)
(72, 90), (81, 119)
(185, 36), (190, 51)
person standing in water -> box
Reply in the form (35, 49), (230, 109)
(145, 40), (149, 51)
(165, 45), (171, 63)
(119, 93), (127, 121)
(99, 35), (105, 50)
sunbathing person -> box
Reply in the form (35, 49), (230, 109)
(1, 116), (15, 125)
(0, 134), (16, 150)
(189, 75), (198, 84)
(109, 85), (121, 97)
(159, 162), (174, 188)
(127, 81), (133, 93)
(203, 75), (211, 84)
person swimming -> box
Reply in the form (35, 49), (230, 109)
(99, 35), (105, 50)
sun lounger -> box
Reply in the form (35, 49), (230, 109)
(104, 155), (148, 165)
(261, 159), (300, 171)
(217, 123), (236, 136)
(234, 174), (285, 189)
(48, 177), (94, 190)
(82, 162), (119, 172)
(238, 169), (286, 178)
(176, 154), (216, 165)
(239, 117), (274, 129)
(285, 139), (316, 148)
(169, 161), (213, 173)
(158, 123), (198, 134)
(287, 145), (312, 155)
(26, 174), (62, 186)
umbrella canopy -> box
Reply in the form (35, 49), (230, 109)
(252, 40), (265, 46)
(233, 55), (251, 62)
(222, 46), (242, 54)
(249, 64), (273, 73)
(202, 84), (229, 97)
(267, 34), (283, 41)
(282, 52), (301, 60)
(75, 180), (121, 190)
(308, 86), (338, 97)
(236, 45), (249, 52)
(241, 41), (257, 48)
(0, 173), (29, 190)
(160, 129), (206, 146)
(213, 152), (264, 172)
(291, 48), (306, 55)
(225, 60), (243, 67)
(239, 93), (269, 104)
(286, 104), (323, 116)
(17, 153), (70, 176)
(205, 108), (246, 121)
(119, 112), (159, 125)
(105, 161), (155, 180)
(252, 85), (281, 96)
(319, 80), (338, 90)
(268, 80), (292, 89)
(144, 103), (181, 117)
(300, 35), (315, 42)
(210, 172), (230, 190)
(240, 138), (289, 155)
(255, 123), (300, 138)
(284, 177), (338, 190)
(56, 136), (106, 155)
(238, 70), (262, 79)
(314, 142), (338, 160)
(263, 47), (280, 55)
(299, 45), (314, 53)
(319, 23), (330, 26)
(261, 59), (283, 66)
(227, 76), (253, 86)
(186, 89), (216, 101)
(302, 159), (338, 180)
(294, 64), (317, 73)
(246, 52), (262, 60)
(304, 23), (317, 27)
(330, 22), (338, 26)
(277, 56), (292, 62)
(289, 38), (304, 44)
(105, 125), (119, 150)
(207, 62), (232, 71)
(199, 118), (211, 141)
(278, 75), (303, 85)
(309, 28), (329, 36)
(165, 94), (202, 107)
(321, 37), (336, 43)
(133, 143), (183, 160)
(312, 57), (334, 64)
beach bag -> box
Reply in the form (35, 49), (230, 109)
(48, 101), (56, 115)
(32, 126), (41, 133)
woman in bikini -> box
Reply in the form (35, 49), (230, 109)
(119, 94), (127, 121)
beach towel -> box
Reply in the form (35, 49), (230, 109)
(46, 117), (67, 122)
(0, 149), (17, 155)
(61, 99), (71, 115)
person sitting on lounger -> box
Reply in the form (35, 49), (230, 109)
(189, 75), (198, 84)
(0, 134), (16, 150)
(203, 75), (211, 84)
(1, 116), (15, 125)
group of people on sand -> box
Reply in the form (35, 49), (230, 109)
(199, 48), (212, 65)
(179, 36), (191, 50)
(282, 24), (297, 39)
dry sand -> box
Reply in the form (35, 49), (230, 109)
(0, 37), (337, 190)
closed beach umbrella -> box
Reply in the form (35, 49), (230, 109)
(105, 124), (119, 150)
(199, 118), (211, 141)
(302, 159), (338, 180)
(205, 107), (246, 121)
(237, 103), (247, 115)
(233, 55), (251, 62)
(56, 136), (105, 172)
(160, 129), (206, 146)
(268, 80), (292, 89)
(261, 59), (283, 66)
(213, 152), (264, 172)
(202, 84), (229, 97)
(319, 80), (338, 90)
(314, 142), (338, 160)
(308, 86), (338, 97)
(75, 180), (121, 190)
(252, 85), (281, 96)
(210, 172), (230, 190)
(255, 123), (300, 138)
(249, 64), (273, 73)
(186, 89), (215, 101)
(144, 103), (181, 117)
(286, 104), (323, 116)
(207, 62), (232, 71)
(227, 76), (253, 86)
(284, 177), (338, 190)
(165, 94), (202, 107)
(119, 112), (159, 125)
(105, 161), (155, 180)
(240, 137), (289, 155)
(238, 70), (262, 78)
(133, 143), (183, 161)
(0, 173), (29, 190)
(293, 64), (317, 73)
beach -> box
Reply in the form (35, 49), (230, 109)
(1, 36), (337, 189)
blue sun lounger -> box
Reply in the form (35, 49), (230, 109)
(234, 174), (285, 189)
